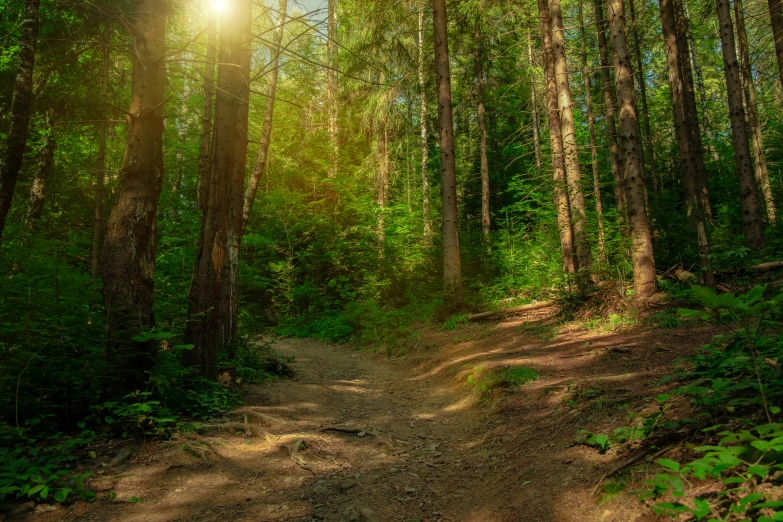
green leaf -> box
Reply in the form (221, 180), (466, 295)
(40, 485), (49, 499)
(138, 403), (153, 413)
(692, 498), (710, 519)
(771, 406), (781, 415)
(657, 458), (681, 472)
(747, 465), (769, 479)
(104, 416), (115, 425)
(54, 488), (72, 502)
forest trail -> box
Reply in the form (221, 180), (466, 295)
(30, 315), (721, 522)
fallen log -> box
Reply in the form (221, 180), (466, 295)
(467, 301), (553, 322)
(752, 261), (783, 271)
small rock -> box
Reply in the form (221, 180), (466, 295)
(388, 467), (399, 474)
(339, 479), (358, 491)
(357, 431), (366, 437)
(404, 486), (418, 493)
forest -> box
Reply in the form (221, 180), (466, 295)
(1, 0), (783, 519)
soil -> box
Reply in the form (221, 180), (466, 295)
(15, 311), (723, 522)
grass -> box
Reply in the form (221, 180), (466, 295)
(466, 365), (540, 404)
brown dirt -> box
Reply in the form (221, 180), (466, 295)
(18, 313), (722, 522)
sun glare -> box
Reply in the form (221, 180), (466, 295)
(211, 0), (228, 14)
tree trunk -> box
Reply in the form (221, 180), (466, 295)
(185, 0), (253, 378)
(243, 0), (287, 230)
(716, 0), (766, 249)
(628, 0), (659, 198)
(577, 0), (606, 256)
(659, 0), (713, 279)
(432, 0), (462, 301)
(675, 0), (711, 220)
(735, 0), (776, 223)
(538, 0), (577, 277)
(768, 0), (783, 90)
(527, 32), (542, 178)
(550, 0), (593, 283)
(685, 9), (720, 163)
(377, 110), (389, 247)
(475, 18), (490, 239)
(0, 0), (40, 246)
(327, 0), (338, 178)
(101, 0), (167, 392)
(594, 0), (626, 222)
(197, 13), (217, 212)
(608, 0), (657, 298)
(92, 33), (111, 280)
(24, 111), (57, 227)
(419, 0), (431, 237)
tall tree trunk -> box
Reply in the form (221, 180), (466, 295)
(577, 0), (605, 256)
(0, 0), (40, 246)
(418, 0), (431, 237)
(675, 0), (711, 220)
(716, 0), (765, 248)
(609, 0), (657, 298)
(173, 82), (190, 193)
(432, 0), (462, 301)
(660, 0), (712, 279)
(243, 0), (287, 230)
(377, 110), (389, 247)
(24, 110), (57, 227)
(685, 11), (720, 163)
(735, 0), (776, 223)
(92, 33), (111, 280)
(550, 0), (593, 283)
(185, 0), (253, 378)
(101, 0), (167, 392)
(539, 0), (577, 277)
(197, 13), (217, 212)
(475, 18), (490, 239)
(768, 0), (783, 90)
(594, 0), (626, 222)
(628, 0), (659, 197)
(527, 32), (542, 178)
(327, 0), (338, 178)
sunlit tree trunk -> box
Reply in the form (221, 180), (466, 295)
(0, 0), (40, 246)
(768, 0), (783, 90)
(609, 0), (657, 298)
(433, 0), (462, 301)
(101, 0), (167, 391)
(527, 32), (542, 178)
(25, 111), (57, 227)
(716, 0), (765, 248)
(550, 0), (592, 283)
(475, 18), (490, 239)
(594, 0), (626, 222)
(327, 0), (339, 178)
(243, 0), (287, 230)
(197, 13), (216, 212)
(377, 110), (389, 247)
(735, 0), (776, 223)
(538, 0), (577, 278)
(185, 0), (253, 378)
(418, 0), (431, 237)
(660, 0), (712, 280)
(92, 34), (111, 279)
(577, 0), (605, 256)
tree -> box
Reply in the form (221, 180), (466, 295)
(609, 0), (657, 298)
(527, 31), (542, 178)
(101, 0), (167, 391)
(92, 31), (111, 279)
(418, 0), (431, 237)
(24, 110), (58, 228)
(716, 0), (766, 249)
(475, 17), (490, 239)
(768, 0), (783, 90)
(328, 0), (339, 178)
(432, 0), (462, 301)
(185, 0), (253, 378)
(0, 0), (41, 246)
(197, 10), (217, 212)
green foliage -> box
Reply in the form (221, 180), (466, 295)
(441, 313), (470, 331)
(466, 365), (539, 403)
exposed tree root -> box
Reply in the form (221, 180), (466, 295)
(286, 437), (316, 474)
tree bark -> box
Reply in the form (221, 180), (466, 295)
(101, 0), (167, 392)
(419, 0), (431, 237)
(327, 0), (338, 178)
(475, 18), (490, 239)
(538, 0), (577, 277)
(92, 33), (111, 279)
(594, 0), (626, 222)
(185, 0), (253, 378)
(768, 0), (783, 90)
(527, 32), (542, 178)
(550, 0), (592, 283)
(376, 108), (389, 246)
(628, 0), (659, 198)
(24, 111), (57, 227)
(197, 13), (217, 212)
(608, 0), (657, 298)
(659, 0), (713, 278)
(432, 0), (462, 301)
(716, 0), (766, 249)
(0, 0), (40, 246)
(735, 0), (776, 223)
(243, 0), (287, 230)
(577, 0), (605, 256)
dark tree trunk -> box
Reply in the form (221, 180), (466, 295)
(716, 0), (766, 249)
(25, 111), (57, 227)
(475, 18), (490, 239)
(243, 0), (287, 230)
(197, 15), (216, 212)
(101, 0), (167, 392)
(185, 0), (253, 378)
(0, 0), (40, 246)
(432, 0), (462, 301)
(768, 0), (783, 90)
